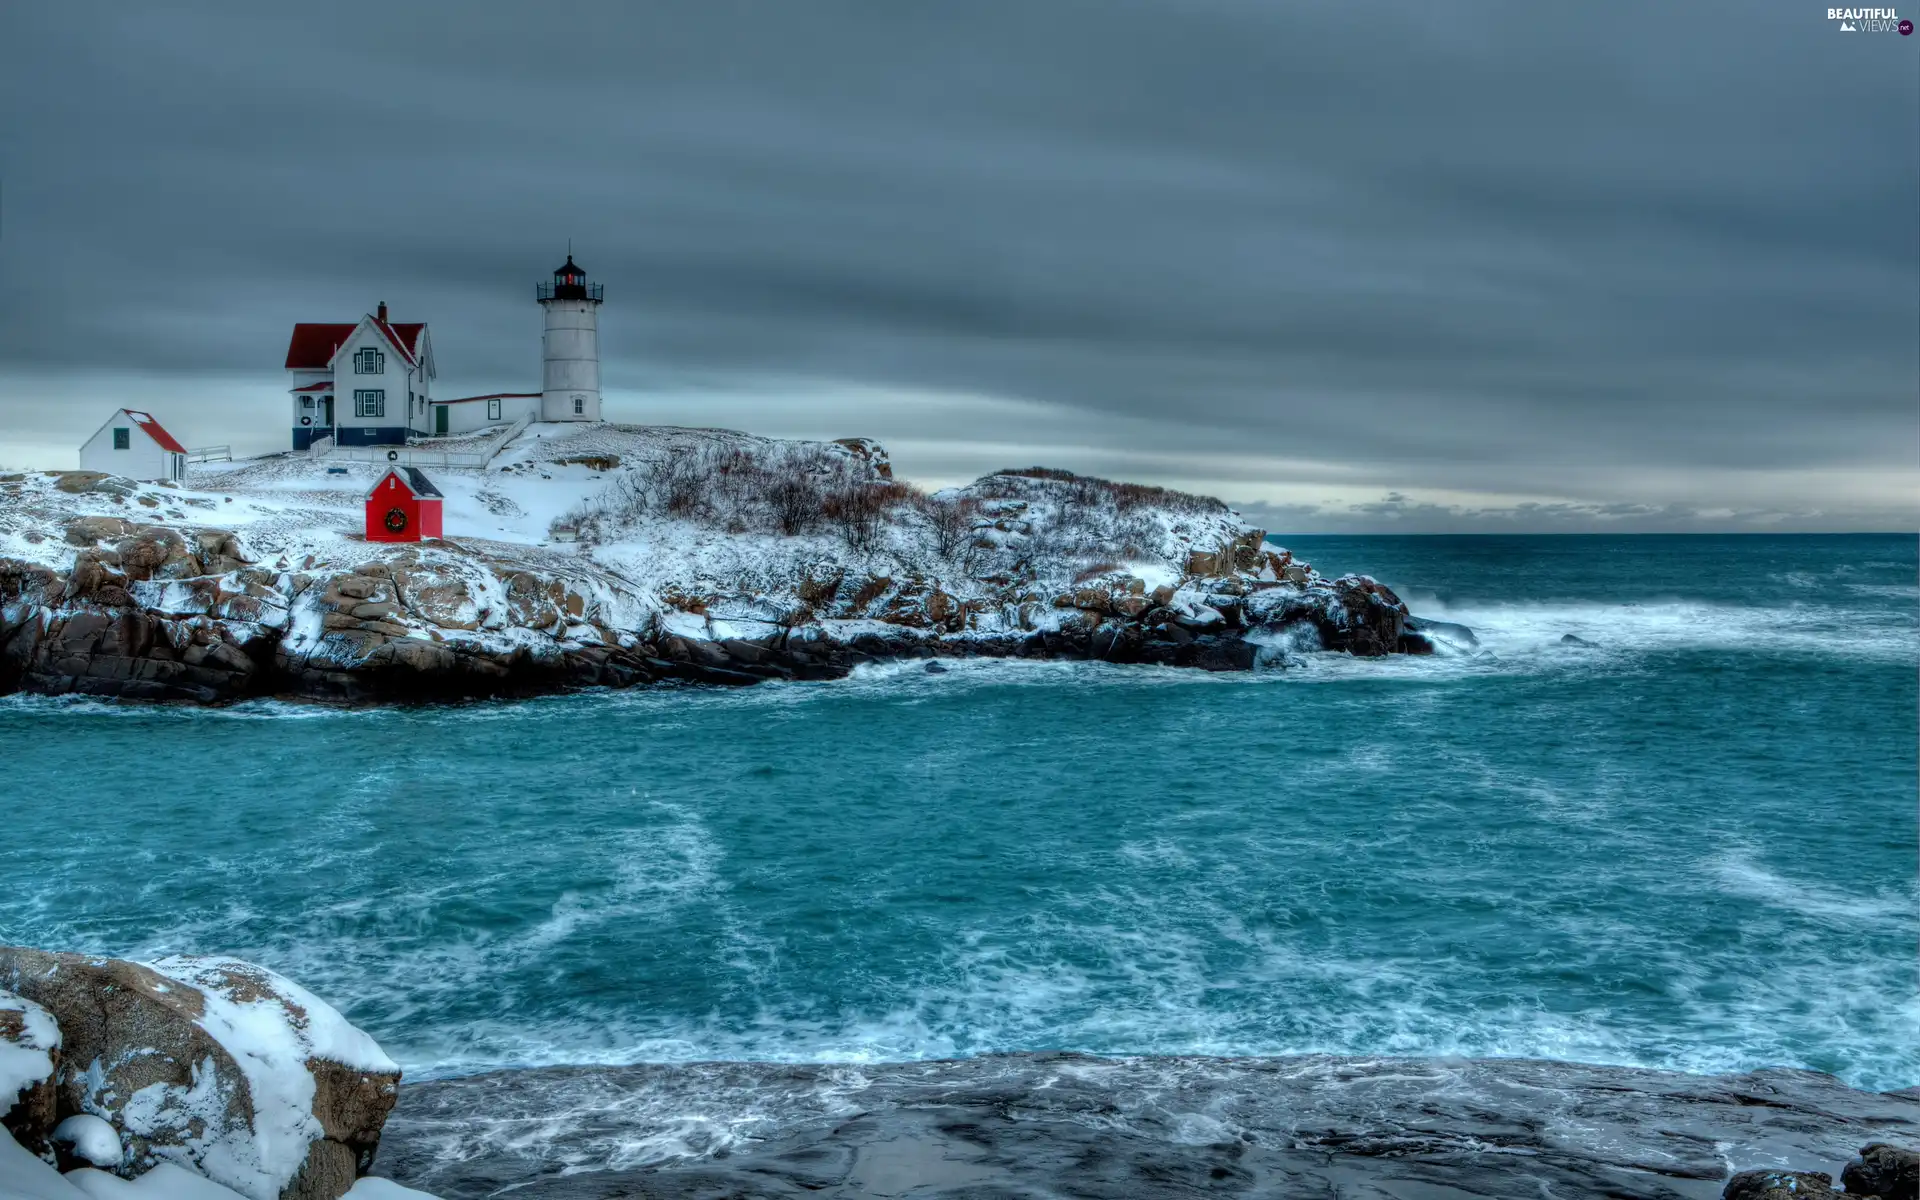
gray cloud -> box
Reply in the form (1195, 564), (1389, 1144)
(0, 0), (1915, 530)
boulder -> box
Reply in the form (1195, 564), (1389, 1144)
(924, 590), (958, 628)
(1, 989), (60, 1160)
(0, 947), (400, 1200)
(831, 437), (893, 479)
(52, 472), (131, 497)
(1843, 1143), (1918, 1200)
(111, 528), (191, 579)
(63, 518), (133, 547)
(1183, 549), (1225, 577)
(1722, 1169), (1841, 1199)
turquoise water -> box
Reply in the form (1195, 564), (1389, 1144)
(2, 535), (1915, 1091)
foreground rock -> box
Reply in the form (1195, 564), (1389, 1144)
(375, 1053), (1920, 1200)
(0, 947), (399, 1200)
(1843, 1143), (1919, 1198)
(0, 991), (59, 1161)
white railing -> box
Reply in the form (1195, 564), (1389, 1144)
(472, 412), (533, 459)
(308, 414), (532, 469)
(187, 445), (232, 463)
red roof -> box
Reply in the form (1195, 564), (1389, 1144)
(377, 320), (425, 367)
(124, 410), (187, 454)
(285, 323), (358, 369)
(284, 317), (426, 369)
(289, 381), (333, 394)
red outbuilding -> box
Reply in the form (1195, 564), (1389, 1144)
(364, 466), (444, 542)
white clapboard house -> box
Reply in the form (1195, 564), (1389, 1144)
(79, 409), (189, 482)
(283, 303), (436, 450)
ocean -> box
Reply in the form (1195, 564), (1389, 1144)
(3, 534), (1915, 1117)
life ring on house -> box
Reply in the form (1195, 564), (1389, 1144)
(384, 508), (409, 533)
(300, 416), (312, 426)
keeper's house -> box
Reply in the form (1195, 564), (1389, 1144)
(284, 303), (435, 450)
(79, 409), (189, 482)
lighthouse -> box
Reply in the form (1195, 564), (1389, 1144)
(536, 254), (604, 422)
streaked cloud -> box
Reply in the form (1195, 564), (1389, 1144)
(0, 1), (1913, 530)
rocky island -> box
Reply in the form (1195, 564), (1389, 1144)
(0, 424), (1463, 706)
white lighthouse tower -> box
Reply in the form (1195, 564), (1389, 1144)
(537, 254), (604, 422)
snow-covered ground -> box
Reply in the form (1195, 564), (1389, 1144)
(2, 423), (1302, 654)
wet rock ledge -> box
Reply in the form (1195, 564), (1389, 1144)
(6, 946), (1914, 1200)
(377, 1055), (1918, 1200)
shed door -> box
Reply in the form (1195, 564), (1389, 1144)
(435, 405), (449, 435)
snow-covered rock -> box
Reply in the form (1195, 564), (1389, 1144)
(0, 948), (399, 1200)
(1, 991), (59, 1160)
(0, 424), (1445, 704)
(1, 1136), (440, 1200)
(49, 1119), (118, 1170)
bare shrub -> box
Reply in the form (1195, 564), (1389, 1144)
(919, 495), (982, 560)
(982, 467), (1226, 516)
(826, 475), (913, 552)
(767, 474), (818, 536)
(647, 450), (709, 517)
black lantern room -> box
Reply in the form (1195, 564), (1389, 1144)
(537, 255), (604, 304)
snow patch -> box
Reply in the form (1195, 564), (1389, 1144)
(51, 1117), (122, 1169)
(0, 990), (58, 1114)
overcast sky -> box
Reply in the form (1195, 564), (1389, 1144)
(1, 1), (1915, 532)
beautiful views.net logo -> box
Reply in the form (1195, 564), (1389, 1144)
(1828, 7), (1914, 31)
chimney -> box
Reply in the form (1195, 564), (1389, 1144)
(377, 301), (388, 322)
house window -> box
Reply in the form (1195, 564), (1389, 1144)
(113, 428), (130, 450)
(355, 389), (386, 418)
(301, 396), (313, 410)
(573, 395), (584, 415)
(488, 398), (501, 420)
(354, 348), (384, 374)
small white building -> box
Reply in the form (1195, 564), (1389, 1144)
(80, 409), (189, 482)
(283, 303), (436, 450)
(426, 392), (541, 437)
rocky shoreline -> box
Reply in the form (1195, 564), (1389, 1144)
(1, 447), (1462, 706)
(380, 1055), (1920, 1199)
(5, 946), (1915, 1200)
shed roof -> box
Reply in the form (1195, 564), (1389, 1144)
(401, 466), (443, 497)
(366, 465), (444, 500)
(123, 410), (188, 454)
